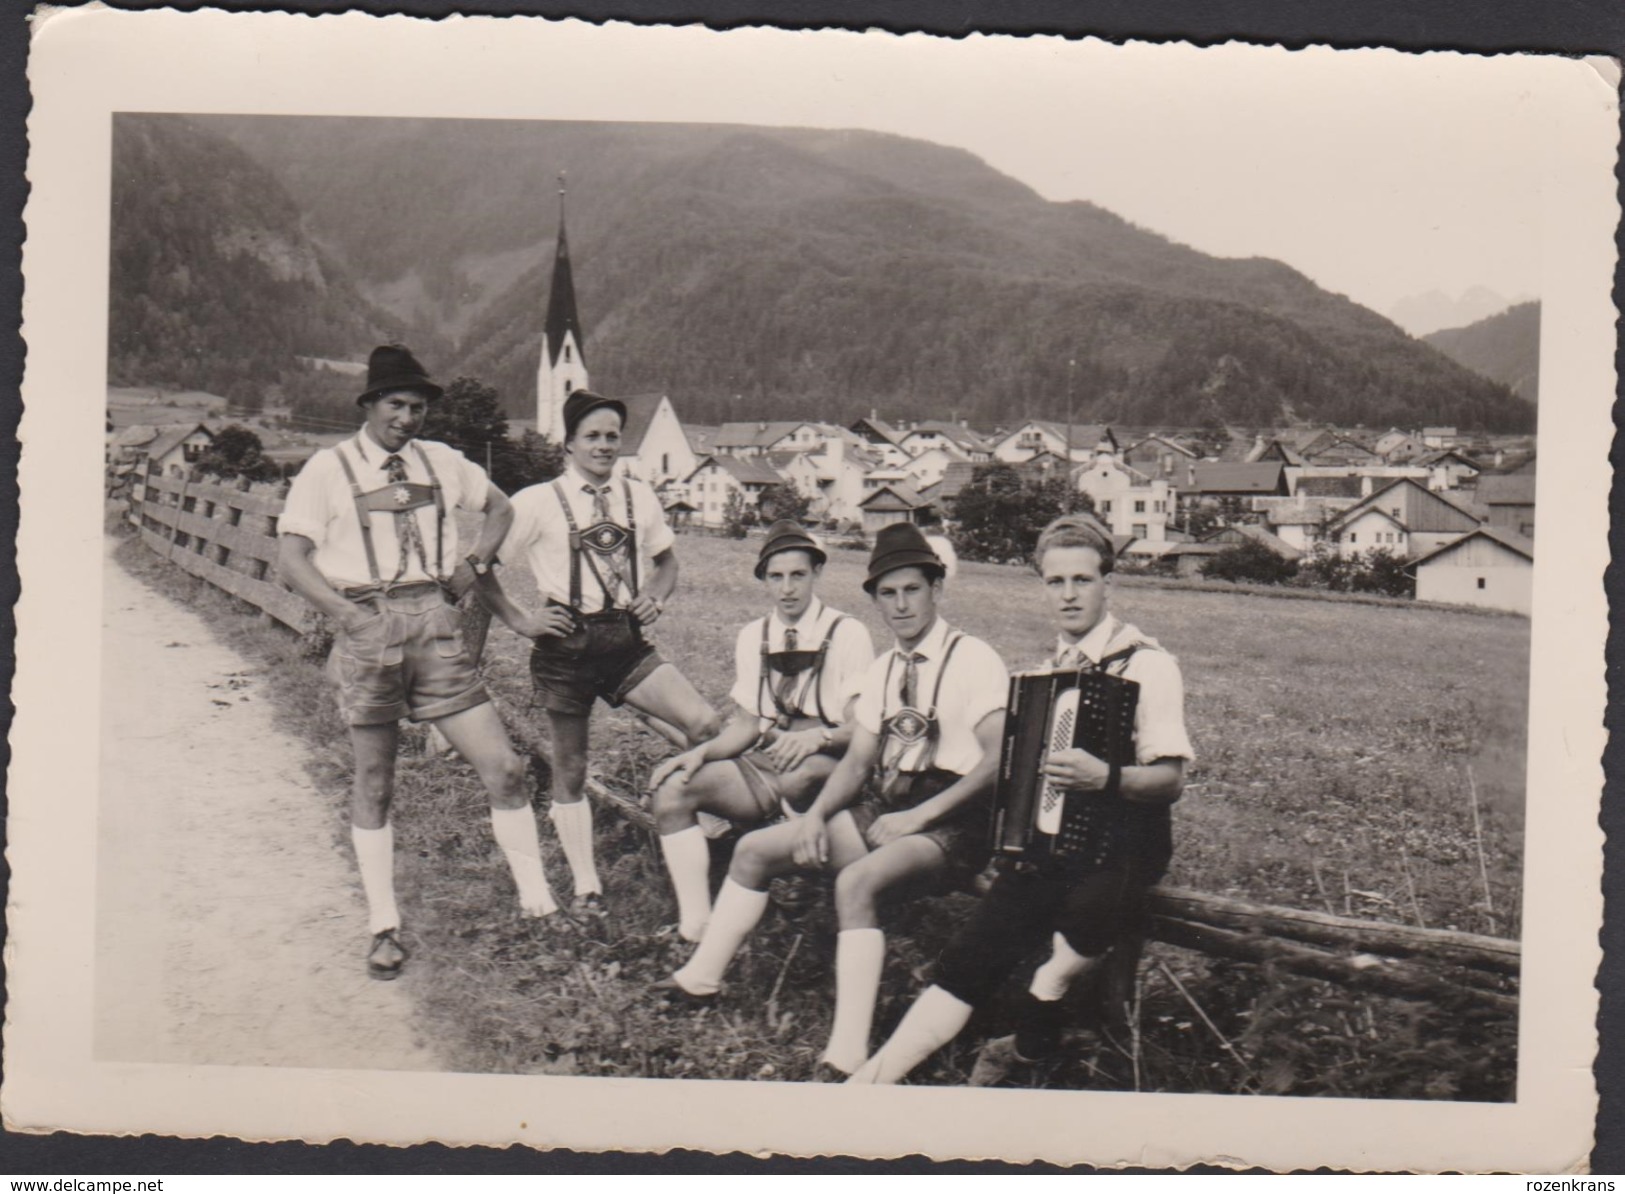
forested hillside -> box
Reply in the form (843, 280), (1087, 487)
(108, 115), (392, 410)
(126, 115), (1532, 432)
(1423, 301), (1540, 405)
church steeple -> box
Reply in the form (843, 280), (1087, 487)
(536, 171), (589, 442)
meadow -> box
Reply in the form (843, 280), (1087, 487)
(110, 525), (1527, 1099)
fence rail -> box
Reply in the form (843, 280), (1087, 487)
(122, 461), (1520, 1012)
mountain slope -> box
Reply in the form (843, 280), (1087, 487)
(1423, 301), (1540, 404)
(181, 116), (1533, 432)
(109, 114), (391, 408)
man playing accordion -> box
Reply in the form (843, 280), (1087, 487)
(657, 522), (1009, 1079)
(850, 512), (1194, 1085)
(647, 519), (874, 943)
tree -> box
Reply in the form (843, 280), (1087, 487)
(757, 482), (811, 525)
(722, 490), (754, 539)
(422, 376), (560, 494)
(193, 424), (279, 483)
(1201, 538), (1298, 585)
(1350, 547), (1415, 598)
(947, 463), (1075, 565)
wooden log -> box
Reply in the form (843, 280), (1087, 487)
(1148, 886), (1519, 976)
(1149, 914), (1517, 1013)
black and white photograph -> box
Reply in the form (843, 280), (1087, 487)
(6, 8), (1613, 1170)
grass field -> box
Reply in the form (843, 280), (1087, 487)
(110, 522), (1527, 1100)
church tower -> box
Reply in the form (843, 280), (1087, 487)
(536, 173), (589, 442)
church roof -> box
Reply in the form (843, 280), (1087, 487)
(543, 211), (584, 367)
(615, 394), (666, 456)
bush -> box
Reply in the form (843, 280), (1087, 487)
(947, 463), (1083, 564)
(1296, 543), (1414, 598)
(721, 490), (754, 539)
(756, 482), (810, 525)
(193, 424), (280, 483)
(1201, 538), (1298, 585)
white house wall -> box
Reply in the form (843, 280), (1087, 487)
(1416, 560), (1531, 614)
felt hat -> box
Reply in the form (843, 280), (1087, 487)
(562, 389), (628, 441)
(862, 522), (945, 594)
(356, 344), (442, 406)
(754, 520), (826, 579)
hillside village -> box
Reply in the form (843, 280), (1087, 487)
(106, 188), (1538, 617)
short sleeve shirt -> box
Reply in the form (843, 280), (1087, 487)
(278, 433), (491, 589)
(502, 466), (677, 612)
(728, 597), (875, 729)
(853, 617), (1009, 776)
(1054, 613), (1195, 766)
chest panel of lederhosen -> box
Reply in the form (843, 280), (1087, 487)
(757, 614), (848, 729)
(1063, 643), (1171, 868)
(875, 632), (964, 781)
(333, 441), (447, 585)
(552, 477), (639, 611)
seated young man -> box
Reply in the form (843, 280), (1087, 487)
(647, 520), (874, 943)
(848, 513), (1193, 1085)
(659, 522), (1008, 1079)
(479, 389), (721, 916)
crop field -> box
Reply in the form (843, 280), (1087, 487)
(112, 525), (1528, 1100)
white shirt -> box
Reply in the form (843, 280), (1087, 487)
(728, 597), (875, 729)
(279, 433), (490, 589)
(853, 616), (1009, 776)
(1052, 612), (1195, 766)
(502, 464), (676, 612)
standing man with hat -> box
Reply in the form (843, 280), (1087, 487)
(848, 512), (1193, 1086)
(479, 389), (721, 916)
(660, 522), (1008, 1079)
(277, 345), (565, 980)
(646, 520), (874, 943)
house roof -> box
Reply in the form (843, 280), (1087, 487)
(110, 423), (162, 449)
(1189, 461), (1287, 494)
(1410, 525), (1535, 569)
(145, 423), (213, 461)
(1234, 522), (1303, 561)
(715, 420), (807, 450)
(1415, 448), (1480, 469)
(1264, 500), (1340, 527)
(923, 461), (979, 505)
(860, 481), (929, 511)
(684, 424), (721, 455)
(1001, 420), (1116, 453)
(901, 420), (995, 453)
(616, 394), (667, 456)
(850, 416), (904, 446)
(1328, 476), (1483, 533)
(1126, 434), (1197, 459)
(1161, 542), (1223, 558)
(688, 454), (783, 486)
(1476, 473), (1537, 506)
(1294, 475), (1365, 498)
(543, 216), (584, 366)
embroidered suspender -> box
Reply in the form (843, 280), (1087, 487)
(410, 442), (446, 580)
(552, 477), (640, 611)
(334, 445), (382, 585)
(334, 441), (449, 584)
(757, 614), (848, 726)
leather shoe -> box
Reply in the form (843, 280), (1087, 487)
(968, 1034), (1039, 1087)
(652, 976), (717, 1009)
(367, 929), (408, 981)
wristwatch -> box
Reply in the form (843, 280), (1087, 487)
(465, 553), (493, 578)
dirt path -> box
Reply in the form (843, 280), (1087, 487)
(95, 538), (441, 1071)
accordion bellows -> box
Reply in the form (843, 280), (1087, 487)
(992, 667), (1140, 868)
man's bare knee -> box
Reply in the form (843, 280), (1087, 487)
(686, 706), (723, 745)
(652, 776), (699, 831)
(486, 748), (529, 810)
(834, 863), (883, 923)
(729, 829), (784, 888)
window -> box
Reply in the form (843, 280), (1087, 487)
(1349, 533), (1357, 544)
(662, 453), (669, 475)
(1477, 577), (1486, 590)
(564, 345), (572, 363)
(1134, 500), (1146, 514)
(1133, 523), (1147, 539)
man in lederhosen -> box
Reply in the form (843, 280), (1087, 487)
(659, 522), (1008, 1079)
(646, 520), (874, 943)
(480, 390), (720, 916)
(277, 345), (565, 980)
(848, 513), (1194, 1085)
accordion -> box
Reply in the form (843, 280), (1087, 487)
(991, 666), (1140, 867)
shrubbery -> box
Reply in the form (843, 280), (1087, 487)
(947, 463), (1085, 564)
(1201, 538), (1299, 585)
(1296, 544), (1415, 598)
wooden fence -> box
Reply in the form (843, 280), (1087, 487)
(123, 461), (1520, 1013)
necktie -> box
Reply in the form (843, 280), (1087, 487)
(901, 650), (924, 709)
(772, 627), (800, 715)
(1057, 645), (1085, 670)
(384, 454), (428, 581)
(587, 484), (630, 605)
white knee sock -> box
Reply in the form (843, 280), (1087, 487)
(489, 804), (559, 917)
(659, 826), (713, 942)
(848, 985), (973, 1085)
(1029, 931), (1093, 1002)
(548, 799), (601, 897)
(672, 878), (768, 995)
(351, 823), (400, 935)
(821, 928), (886, 1074)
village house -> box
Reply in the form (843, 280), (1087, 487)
(858, 480), (934, 537)
(1414, 448), (1482, 493)
(992, 420), (1117, 465)
(1324, 477), (1483, 560)
(1304, 436), (1383, 468)
(896, 419), (995, 463)
(1421, 426), (1460, 450)
(1123, 435), (1199, 488)
(917, 460), (978, 522)
(847, 414), (910, 468)
(1475, 471), (1537, 539)
(900, 445), (962, 492)
(1375, 428), (1428, 462)
(1255, 499), (1341, 553)
(1072, 452), (1173, 548)
(610, 394), (697, 492)
(1182, 461), (1290, 521)
(713, 420), (824, 459)
(1411, 526), (1533, 615)
(1202, 522), (1303, 563)
(128, 423), (215, 478)
(684, 454), (784, 528)
(1286, 464), (1431, 500)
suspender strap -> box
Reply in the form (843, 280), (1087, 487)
(927, 632), (963, 717)
(622, 479), (639, 596)
(813, 615), (846, 725)
(334, 445), (382, 586)
(410, 442), (446, 580)
(1096, 644), (1141, 676)
(552, 479), (582, 610)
